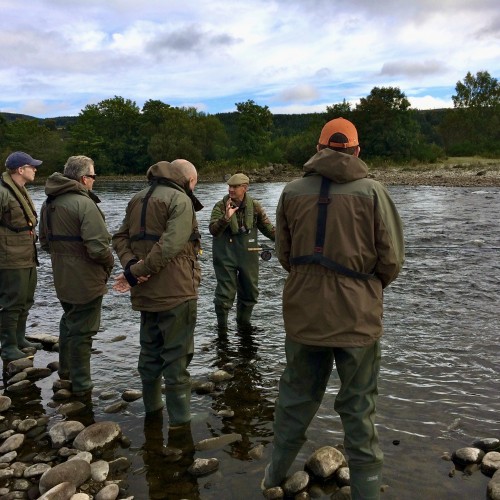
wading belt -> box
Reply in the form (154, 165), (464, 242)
(289, 176), (375, 281)
(130, 178), (200, 243)
(45, 196), (83, 242)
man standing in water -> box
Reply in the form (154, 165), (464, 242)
(0, 152), (43, 362)
(263, 118), (405, 499)
(39, 156), (114, 396)
(209, 173), (275, 331)
(112, 159), (202, 428)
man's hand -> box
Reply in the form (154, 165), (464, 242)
(113, 273), (131, 293)
(225, 199), (238, 221)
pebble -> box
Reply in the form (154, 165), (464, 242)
(195, 433), (242, 451)
(121, 390), (142, 402)
(187, 457), (219, 476)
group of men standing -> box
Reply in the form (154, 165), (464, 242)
(0, 117), (404, 499)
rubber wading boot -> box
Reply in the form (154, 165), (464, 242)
(16, 329), (42, 350)
(263, 444), (301, 488)
(0, 329), (27, 362)
(142, 378), (164, 413)
(69, 335), (93, 393)
(215, 305), (229, 331)
(349, 463), (383, 500)
(165, 387), (191, 428)
(236, 303), (253, 327)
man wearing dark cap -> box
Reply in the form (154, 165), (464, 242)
(209, 172), (275, 331)
(262, 118), (405, 499)
(0, 152), (44, 362)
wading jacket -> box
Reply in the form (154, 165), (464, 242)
(39, 173), (114, 304)
(112, 162), (201, 313)
(209, 193), (275, 268)
(0, 172), (38, 269)
(276, 148), (405, 347)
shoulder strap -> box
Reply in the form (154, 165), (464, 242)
(289, 176), (375, 281)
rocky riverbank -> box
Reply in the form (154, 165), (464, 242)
(1, 335), (500, 499)
(197, 159), (500, 187)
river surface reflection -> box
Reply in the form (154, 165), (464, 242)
(24, 181), (500, 499)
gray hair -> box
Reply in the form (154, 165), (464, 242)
(63, 156), (94, 180)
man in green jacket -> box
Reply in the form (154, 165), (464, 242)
(39, 156), (114, 396)
(112, 160), (202, 428)
(0, 151), (44, 362)
(209, 173), (275, 331)
(262, 118), (405, 499)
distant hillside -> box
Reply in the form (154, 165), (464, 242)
(1, 112), (78, 128)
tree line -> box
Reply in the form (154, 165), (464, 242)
(0, 70), (498, 175)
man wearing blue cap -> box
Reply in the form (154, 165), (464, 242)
(0, 151), (44, 362)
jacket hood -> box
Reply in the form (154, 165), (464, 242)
(44, 172), (99, 202)
(303, 149), (368, 183)
(146, 161), (188, 187)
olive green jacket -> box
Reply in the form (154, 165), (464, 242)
(39, 172), (114, 304)
(112, 161), (201, 312)
(0, 172), (38, 269)
(276, 149), (405, 347)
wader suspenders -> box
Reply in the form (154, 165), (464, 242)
(130, 180), (161, 242)
(45, 196), (83, 242)
(290, 176), (375, 281)
(130, 178), (201, 243)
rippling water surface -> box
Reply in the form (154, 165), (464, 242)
(23, 181), (500, 499)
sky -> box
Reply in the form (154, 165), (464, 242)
(1, 0), (499, 119)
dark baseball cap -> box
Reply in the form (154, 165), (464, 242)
(5, 151), (43, 169)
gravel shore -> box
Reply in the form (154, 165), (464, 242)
(199, 160), (500, 187)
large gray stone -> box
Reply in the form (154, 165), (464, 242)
(90, 460), (109, 482)
(57, 401), (87, 416)
(39, 459), (91, 494)
(24, 462), (51, 478)
(49, 421), (85, 448)
(95, 483), (119, 500)
(73, 421), (122, 452)
(121, 390), (142, 402)
(24, 367), (52, 381)
(195, 433), (242, 451)
(0, 396), (11, 413)
(38, 481), (77, 499)
(5, 358), (33, 377)
(305, 446), (346, 479)
(187, 457), (219, 476)
(0, 433), (25, 453)
(17, 418), (38, 433)
(452, 447), (485, 467)
(488, 470), (500, 500)
(5, 379), (34, 393)
(282, 470), (309, 496)
(482, 452), (500, 477)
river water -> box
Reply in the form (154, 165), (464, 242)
(19, 180), (500, 499)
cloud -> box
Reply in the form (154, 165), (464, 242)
(380, 60), (444, 78)
(275, 85), (320, 103)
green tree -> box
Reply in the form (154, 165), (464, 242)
(452, 71), (500, 108)
(70, 96), (146, 174)
(353, 87), (424, 161)
(143, 103), (228, 168)
(235, 100), (273, 159)
(326, 99), (352, 120)
(5, 119), (67, 171)
(441, 71), (500, 155)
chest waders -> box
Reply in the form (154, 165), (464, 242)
(0, 180), (41, 361)
(213, 197), (260, 330)
(44, 193), (102, 394)
(132, 178), (199, 425)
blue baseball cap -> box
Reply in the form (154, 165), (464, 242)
(5, 151), (43, 169)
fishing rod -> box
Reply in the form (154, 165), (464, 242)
(249, 243), (500, 260)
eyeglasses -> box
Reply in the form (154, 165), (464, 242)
(84, 174), (97, 180)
